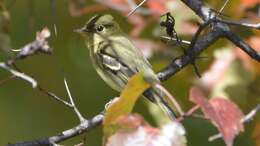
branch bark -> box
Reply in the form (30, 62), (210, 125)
(8, 114), (104, 146)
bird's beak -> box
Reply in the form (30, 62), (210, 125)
(74, 26), (90, 33)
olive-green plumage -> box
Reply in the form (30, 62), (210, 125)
(76, 14), (176, 119)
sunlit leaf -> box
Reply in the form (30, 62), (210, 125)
(103, 72), (151, 138)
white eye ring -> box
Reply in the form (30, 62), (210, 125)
(97, 25), (104, 32)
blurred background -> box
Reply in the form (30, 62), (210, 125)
(0, 0), (259, 146)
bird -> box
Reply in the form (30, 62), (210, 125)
(75, 14), (177, 120)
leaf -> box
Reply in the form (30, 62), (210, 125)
(103, 72), (151, 138)
(189, 87), (244, 146)
(106, 114), (186, 146)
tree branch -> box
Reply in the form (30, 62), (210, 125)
(157, 24), (223, 81)
(7, 113), (104, 146)
(0, 62), (37, 87)
(157, 0), (260, 81)
(225, 31), (260, 61)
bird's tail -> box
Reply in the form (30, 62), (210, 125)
(143, 87), (177, 120)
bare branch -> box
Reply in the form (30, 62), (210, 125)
(0, 62), (37, 88)
(242, 104), (260, 123)
(160, 36), (191, 45)
(157, 0), (259, 81)
(7, 113), (104, 146)
(157, 24), (223, 81)
(38, 78), (86, 123)
(15, 28), (52, 60)
(217, 19), (260, 29)
(38, 86), (73, 108)
(225, 31), (260, 61)
(0, 28), (52, 87)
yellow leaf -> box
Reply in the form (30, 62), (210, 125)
(103, 72), (151, 138)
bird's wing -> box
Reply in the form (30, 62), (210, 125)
(96, 42), (136, 87)
(101, 53), (121, 71)
(110, 36), (159, 83)
(97, 36), (159, 84)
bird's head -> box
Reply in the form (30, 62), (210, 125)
(75, 14), (121, 38)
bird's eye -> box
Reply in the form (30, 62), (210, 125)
(96, 25), (104, 32)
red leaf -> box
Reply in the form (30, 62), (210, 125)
(189, 87), (244, 146)
(209, 98), (244, 146)
(189, 87), (217, 119)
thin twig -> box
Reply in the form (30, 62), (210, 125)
(38, 86), (73, 108)
(39, 79), (86, 123)
(242, 104), (260, 123)
(64, 78), (85, 123)
(0, 62), (37, 88)
(176, 105), (200, 122)
(217, 19), (260, 29)
(208, 134), (222, 142)
(127, 0), (137, 10)
(218, 0), (230, 15)
(160, 36), (191, 45)
(7, 113), (104, 146)
(127, 0), (147, 17)
(0, 28), (51, 87)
